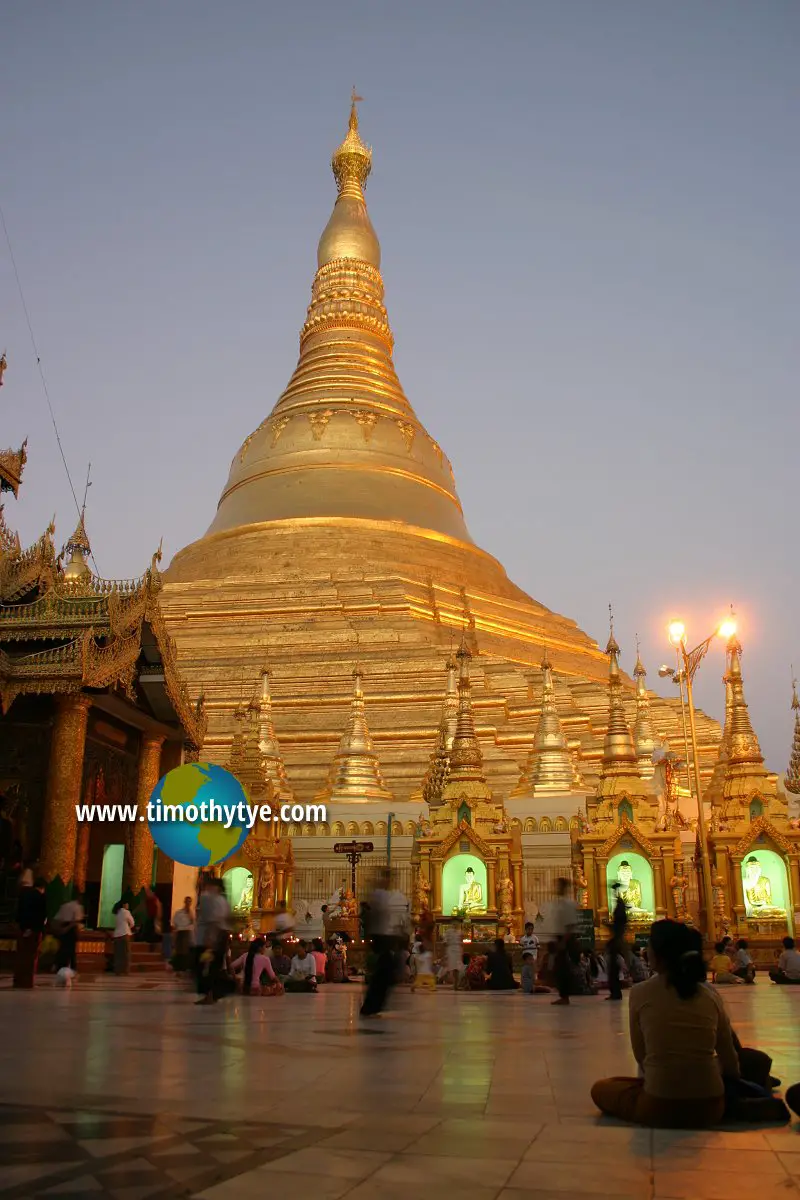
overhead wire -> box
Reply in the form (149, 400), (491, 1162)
(0, 196), (100, 574)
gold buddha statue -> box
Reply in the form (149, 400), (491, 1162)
(742, 856), (785, 917)
(458, 866), (484, 913)
(616, 860), (646, 913)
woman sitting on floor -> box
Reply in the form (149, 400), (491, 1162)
(591, 919), (740, 1128)
(231, 937), (282, 996)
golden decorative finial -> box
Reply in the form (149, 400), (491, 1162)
(331, 87), (372, 199)
(721, 634), (770, 801)
(632, 644), (655, 779)
(317, 663), (392, 802)
(513, 651), (574, 796)
(61, 510), (92, 583)
(602, 606), (637, 777)
(0, 351), (7, 387)
(785, 669), (800, 795)
(606, 604), (619, 656)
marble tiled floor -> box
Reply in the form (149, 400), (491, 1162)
(0, 978), (798, 1198)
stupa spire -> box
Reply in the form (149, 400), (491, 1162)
(721, 636), (773, 804)
(256, 667), (293, 801)
(421, 655), (458, 808)
(318, 665), (392, 802)
(200, 97), (471, 548)
(632, 639), (656, 780)
(785, 676), (800, 796)
(446, 637), (486, 785)
(601, 613), (638, 778)
(61, 510), (92, 583)
(704, 645), (734, 806)
(513, 653), (574, 794)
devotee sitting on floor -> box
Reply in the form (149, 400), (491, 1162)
(628, 946), (650, 983)
(486, 938), (519, 990)
(284, 940), (318, 992)
(709, 941), (743, 985)
(465, 954), (487, 990)
(770, 937), (800, 984)
(591, 919), (739, 1128)
(270, 940), (292, 980)
(732, 939), (756, 984)
(231, 937), (282, 996)
(521, 950), (551, 994)
(310, 937), (327, 982)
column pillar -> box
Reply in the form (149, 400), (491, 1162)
(40, 694), (92, 907)
(596, 857), (609, 924)
(486, 859), (497, 913)
(788, 856), (800, 928)
(584, 849), (598, 912)
(127, 735), (164, 895)
(431, 855), (442, 914)
(74, 821), (91, 894)
(731, 856), (746, 931)
(652, 856), (667, 918)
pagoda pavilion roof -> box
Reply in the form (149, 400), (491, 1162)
(0, 518), (205, 749)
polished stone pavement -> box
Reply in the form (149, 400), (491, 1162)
(0, 978), (799, 1198)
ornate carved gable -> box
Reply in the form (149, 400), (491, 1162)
(597, 815), (657, 859)
(431, 817), (495, 862)
(732, 815), (794, 858)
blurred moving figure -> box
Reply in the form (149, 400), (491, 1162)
(360, 869), (398, 1016)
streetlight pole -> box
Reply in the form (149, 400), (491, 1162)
(666, 614), (736, 942)
(674, 658), (694, 799)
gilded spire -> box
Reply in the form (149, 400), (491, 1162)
(61, 511), (92, 583)
(632, 642), (656, 780)
(318, 665), (392, 802)
(198, 95), (469, 550)
(785, 676), (800, 796)
(513, 655), (574, 795)
(601, 617), (638, 778)
(421, 655), (458, 808)
(318, 91), (380, 269)
(704, 645), (734, 806)
(257, 667), (293, 801)
(445, 638), (486, 784)
(331, 88), (372, 200)
(721, 636), (772, 803)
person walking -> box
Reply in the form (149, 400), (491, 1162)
(112, 901), (135, 975)
(360, 870), (397, 1017)
(607, 883), (628, 1001)
(195, 878), (231, 1005)
(171, 896), (195, 973)
(13, 877), (47, 988)
(54, 894), (85, 973)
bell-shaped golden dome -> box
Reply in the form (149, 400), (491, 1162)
(199, 95), (472, 547)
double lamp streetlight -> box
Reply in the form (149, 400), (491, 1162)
(658, 613), (738, 938)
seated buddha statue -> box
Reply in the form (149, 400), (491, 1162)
(743, 856), (785, 917)
(615, 860), (648, 914)
(457, 866), (484, 913)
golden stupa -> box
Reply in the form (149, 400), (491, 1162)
(162, 98), (720, 821)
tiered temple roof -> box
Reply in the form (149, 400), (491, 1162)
(0, 441), (204, 748)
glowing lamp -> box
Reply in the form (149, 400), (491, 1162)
(668, 620), (686, 647)
(718, 618), (737, 640)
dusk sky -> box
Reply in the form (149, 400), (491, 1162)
(2, 2), (798, 771)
